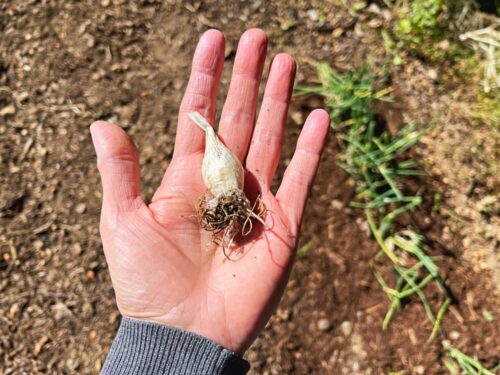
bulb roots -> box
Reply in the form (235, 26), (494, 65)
(197, 189), (266, 258)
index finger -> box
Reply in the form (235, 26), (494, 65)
(173, 29), (225, 158)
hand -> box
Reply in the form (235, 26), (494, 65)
(90, 28), (329, 354)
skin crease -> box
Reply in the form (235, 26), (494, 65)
(90, 28), (330, 355)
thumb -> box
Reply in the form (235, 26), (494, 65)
(90, 121), (142, 218)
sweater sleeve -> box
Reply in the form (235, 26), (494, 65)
(101, 317), (250, 375)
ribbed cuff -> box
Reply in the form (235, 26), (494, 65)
(101, 317), (250, 375)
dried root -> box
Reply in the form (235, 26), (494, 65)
(197, 189), (266, 258)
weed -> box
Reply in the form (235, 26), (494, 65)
(340, 0), (368, 17)
(297, 239), (315, 258)
(296, 62), (452, 339)
(387, 0), (477, 61)
(482, 309), (494, 322)
(443, 341), (499, 374)
(471, 91), (500, 127)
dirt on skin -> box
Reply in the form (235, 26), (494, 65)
(0, 1), (498, 374)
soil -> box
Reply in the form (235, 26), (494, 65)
(0, 1), (498, 374)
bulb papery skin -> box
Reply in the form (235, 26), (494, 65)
(188, 112), (244, 197)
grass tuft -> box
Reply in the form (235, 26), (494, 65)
(389, 0), (478, 61)
(296, 62), (452, 339)
(443, 341), (499, 375)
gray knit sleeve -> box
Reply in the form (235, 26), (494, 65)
(101, 318), (250, 375)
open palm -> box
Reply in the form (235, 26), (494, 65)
(90, 29), (329, 354)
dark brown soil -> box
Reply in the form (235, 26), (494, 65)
(1, 1), (498, 374)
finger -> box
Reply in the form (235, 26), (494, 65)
(90, 121), (143, 215)
(173, 29), (225, 157)
(218, 28), (267, 161)
(245, 53), (295, 187)
(275, 109), (330, 235)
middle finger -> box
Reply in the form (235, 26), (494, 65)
(217, 28), (267, 162)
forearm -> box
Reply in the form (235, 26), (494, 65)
(101, 318), (249, 375)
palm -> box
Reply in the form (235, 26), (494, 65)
(91, 29), (329, 354)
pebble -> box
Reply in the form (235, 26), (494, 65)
(438, 39), (450, 50)
(52, 302), (72, 320)
(341, 320), (353, 336)
(33, 239), (43, 250)
(290, 111), (304, 126)
(34, 336), (49, 355)
(426, 68), (438, 81)
(224, 41), (234, 58)
(414, 365), (425, 374)
(109, 311), (120, 324)
(71, 243), (83, 256)
(85, 34), (95, 48)
(0, 105), (16, 116)
(307, 9), (318, 22)
(317, 318), (332, 331)
(75, 203), (86, 214)
(332, 28), (344, 38)
(450, 330), (460, 340)
(95, 358), (102, 372)
(9, 303), (20, 318)
(331, 200), (343, 210)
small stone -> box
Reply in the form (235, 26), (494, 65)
(173, 80), (183, 90)
(340, 320), (353, 336)
(75, 203), (86, 214)
(66, 358), (79, 371)
(0, 105), (16, 116)
(331, 200), (343, 210)
(9, 303), (20, 318)
(450, 330), (460, 340)
(71, 243), (83, 256)
(109, 311), (120, 324)
(317, 318), (331, 331)
(438, 39), (450, 50)
(95, 358), (102, 372)
(366, 3), (381, 13)
(307, 9), (318, 22)
(33, 239), (43, 250)
(101, 0), (110, 6)
(52, 302), (73, 320)
(224, 41), (234, 58)
(414, 365), (425, 374)
(34, 336), (49, 355)
(427, 68), (438, 81)
(290, 111), (304, 126)
(276, 308), (291, 321)
(89, 330), (97, 340)
(332, 28), (344, 38)
(85, 34), (95, 48)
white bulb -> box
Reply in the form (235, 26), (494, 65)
(188, 112), (244, 197)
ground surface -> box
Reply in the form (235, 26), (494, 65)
(0, 1), (499, 374)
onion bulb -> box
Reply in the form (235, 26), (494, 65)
(188, 111), (266, 256)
